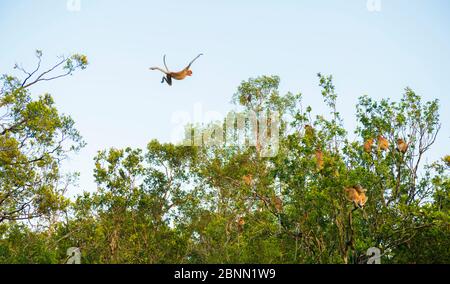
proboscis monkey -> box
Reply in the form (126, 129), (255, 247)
(242, 174), (253, 186)
(344, 185), (368, 208)
(396, 138), (408, 153)
(315, 149), (324, 170)
(237, 217), (245, 233)
(377, 135), (389, 151)
(273, 196), (283, 213)
(149, 54), (203, 86)
(364, 138), (374, 153)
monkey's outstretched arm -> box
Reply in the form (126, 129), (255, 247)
(186, 53), (204, 69)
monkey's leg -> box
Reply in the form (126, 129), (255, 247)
(161, 75), (172, 86)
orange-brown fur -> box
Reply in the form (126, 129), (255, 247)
(242, 174), (253, 186)
(397, 138), (408, 153)
(150, 54), (202, 86)
(344, 185), (368, 208)
(364, 138), (374, 153)
(237, 217), (245, 232)
(315, 150), (324, 170)
(169, 68), (192, 80)
(377, 135), (389, 151)
(273, 196), (283, 213)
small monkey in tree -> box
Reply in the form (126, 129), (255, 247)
(273, 196), (283, 213)
(396, 138), (408, 154)
(242, 174), (253, 186)
(377, 135), (389, 151)
(315, 149), (324, 171)
(364, 138), (374, 153)
(344, 185), (368, 209)
(237, 217), (245, 233)
(149, 54), (203, 86)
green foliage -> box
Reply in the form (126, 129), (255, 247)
(0, 51), (87, 226)
(0, 51), (86, 261)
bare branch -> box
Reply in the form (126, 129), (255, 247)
(22, 56), (69, 89)
(21, 52), (43, 87)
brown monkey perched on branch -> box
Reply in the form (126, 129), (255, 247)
(364, 138), (374, 153)
(344, 185), (368, 209)
(273, 196), (283, 213)
(149, 54), (203, 86)
(242, 174), (253, 186)
(237, 217), (245, 233)
(315, 149), (324, 171)
(377, 135), (389, 151)
(396, 138), (408, 153)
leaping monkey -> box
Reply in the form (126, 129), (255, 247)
(149, 54), (203, 86)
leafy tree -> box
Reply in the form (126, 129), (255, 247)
(2, 62), (449, 263)
(0, 50), (87, 225)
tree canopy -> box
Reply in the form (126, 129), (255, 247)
(0, 53), (448, 264)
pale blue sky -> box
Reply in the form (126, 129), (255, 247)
(1, 0), (449, 196)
